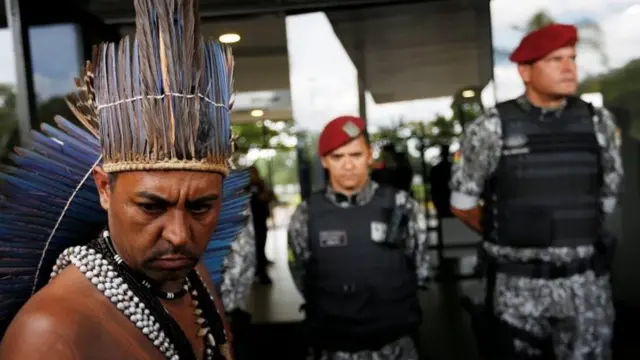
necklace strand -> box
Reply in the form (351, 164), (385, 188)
(101, 231), (189, 300)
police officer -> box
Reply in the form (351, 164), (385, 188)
(287, 115), (429, 360)
(450, 24), (623, 359)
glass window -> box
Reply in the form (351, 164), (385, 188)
(29, 23), (83, 127)
(286, 12), (360, 192)
(0, 8), (19, 162)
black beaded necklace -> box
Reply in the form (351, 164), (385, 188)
(100, 232), (189, 300)
(92, 233), (227, 360)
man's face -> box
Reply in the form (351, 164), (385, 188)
(93, 168), (223, 283)
(518, 46), (578, 98)
(321, 136), (372, 193)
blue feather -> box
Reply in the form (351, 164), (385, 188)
(202, 168), (250, 285)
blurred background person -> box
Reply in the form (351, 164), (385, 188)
(248, 165), (277, 284)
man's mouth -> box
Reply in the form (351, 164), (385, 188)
(151, 256), (195, 269)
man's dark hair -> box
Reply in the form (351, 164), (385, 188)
(107, 173), (118, 190)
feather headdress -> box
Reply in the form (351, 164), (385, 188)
(0, 0), (249, 337)
(69, 0), (235, 174)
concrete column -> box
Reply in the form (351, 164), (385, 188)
(5, 0), (38, 146)
(358, 74), (367, 124)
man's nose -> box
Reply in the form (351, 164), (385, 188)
(163, 210), (190, 248)
(561, 58), (576, 72)
(343, 157), (355, 170)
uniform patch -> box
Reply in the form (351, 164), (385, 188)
(370, 221), (388, 243)
(502, 133), (530, 156)
(319, 230), (348, 248)
(342, 121), (361, 138)
(453, 150), (462, 164)
(504, 134), (528, 148)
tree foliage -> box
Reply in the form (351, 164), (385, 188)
(231, 119), (296, 153)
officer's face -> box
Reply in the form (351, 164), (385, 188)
(321, 136), (372, 194)
(92, 167), (223, 288)
(519, 46), (578, 98)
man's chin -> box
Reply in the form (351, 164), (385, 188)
(555, 87), (577, 97)
(339, 178), (365, 189)
(146, 261), (197, 280)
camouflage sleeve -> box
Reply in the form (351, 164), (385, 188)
(221, 210), (257, 312)
(596, 107), (623, 213)
(287, 201), (310, 296)
(400, 192), (430, 287)
(450, 109), (502, 210)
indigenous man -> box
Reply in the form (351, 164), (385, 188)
(0, 1), (249, 359)
(450, 24), (622, 359)
(288, 115), (429, 360)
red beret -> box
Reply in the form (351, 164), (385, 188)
(510, 24), (578, 64)
(318, 115), (366, 157)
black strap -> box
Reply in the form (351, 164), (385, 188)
(493, 253), (608, 279)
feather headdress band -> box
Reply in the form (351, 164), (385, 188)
(68, 0), (235, 175)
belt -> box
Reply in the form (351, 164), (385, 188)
(494, 254), (608, 279)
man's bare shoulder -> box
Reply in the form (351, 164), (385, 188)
(0, 267), (112, 359)
(0, 298), (79, 358)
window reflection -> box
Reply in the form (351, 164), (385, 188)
(0, 17), (19, 163)
(29, 23), (83, 127)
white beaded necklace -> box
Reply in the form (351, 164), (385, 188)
(50, 242), (220, 360)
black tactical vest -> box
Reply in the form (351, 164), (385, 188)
(304, 186), (422, 352)
(482, 97), (603, 249)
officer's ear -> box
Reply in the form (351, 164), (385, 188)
(320, 156), (329, 169)
(518, 64), (532, 84)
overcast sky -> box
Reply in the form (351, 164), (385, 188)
(0, 0), (638, 132)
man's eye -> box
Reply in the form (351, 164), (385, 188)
(189, 204), (213, 215)
(138, 203), (165, 214)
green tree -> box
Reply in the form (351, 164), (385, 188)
(580, 59), (640, 138)
(231, 119), (296, 152)
(253, 150), (298, 186)
(423, 115), (459, 145)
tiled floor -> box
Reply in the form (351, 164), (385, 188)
(246, 227), (305, 324)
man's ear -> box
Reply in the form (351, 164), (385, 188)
(92, 166), (111, 211)
(320, 156), (328, 169)
(517, 63), (532, 84)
